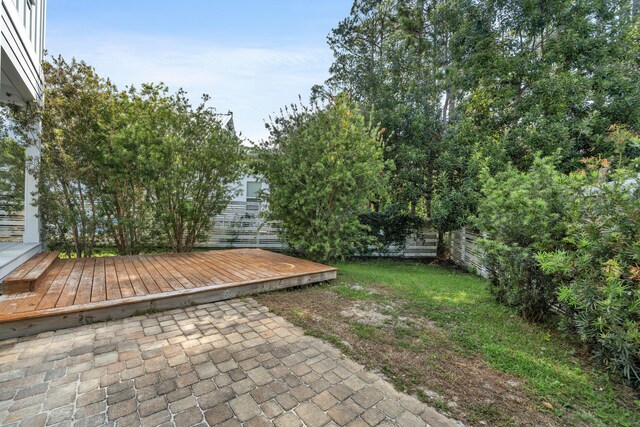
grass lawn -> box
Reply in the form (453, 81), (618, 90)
(255, 259), (639, 427)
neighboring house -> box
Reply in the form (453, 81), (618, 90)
(214, 112), (269, 210)
(214, 111), (235, 134)
(0, 0), (46, 279)
(203, 113), (281, 248)
(202, 174), (280, 249)
(231, 175), (268, 206)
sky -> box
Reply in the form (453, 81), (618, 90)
(45, 1), (353, 142)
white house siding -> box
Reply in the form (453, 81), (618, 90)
(1, 0), (45, 103)
(0, 0), (46, 245)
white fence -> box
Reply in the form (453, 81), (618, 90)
(450, 227), (488, 278)
(199, 201), (285, 250)
(0, 202), (439, 257)
(365, 230), (438, 258)
(200, 201), (438, 257)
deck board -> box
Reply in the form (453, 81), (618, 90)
(37, 259), (73, 310)
(150, 254), (194, 289)
(195, 252), (247, 282)
(132, 256), (162, 294)
(3, 252), (47, 281)
(123, 256), (148, 296)
(155, 255), (198, 287)
(56, 258), (85, 307)
(14, 261), (64, 313)
(113, 257), (135, 298)
(74, 258), (95, 305)
(0, 249), (336, 339)
(104, 257), (121, 300)
(91, 258), (106, 303)
(143, 255), (180, 292)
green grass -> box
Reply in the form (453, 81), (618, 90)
(334, 259), (638, 426)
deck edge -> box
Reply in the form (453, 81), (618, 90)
(0, 269), (336, 340)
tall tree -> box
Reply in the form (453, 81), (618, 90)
(325, 0), (640, 257)
(328, 3), (420, 220)
(9, 56), (245, 256)
(94, 86), (159, 255)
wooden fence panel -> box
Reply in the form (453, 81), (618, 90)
(364, 230), (438, 258)
(0, 210), (24, 242)
(450, 227), (488, 278)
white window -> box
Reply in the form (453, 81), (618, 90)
(246, 181), (262, 201)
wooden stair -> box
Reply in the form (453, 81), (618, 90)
(1, 251), (60, 294)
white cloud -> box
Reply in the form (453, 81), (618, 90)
(45, 32), (333, 142)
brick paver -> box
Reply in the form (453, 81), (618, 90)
(0, 298), (462, 426)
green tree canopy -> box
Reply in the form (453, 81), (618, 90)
(323, 0), (640, 243)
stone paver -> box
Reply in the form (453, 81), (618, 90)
(0, 298), (463, 426)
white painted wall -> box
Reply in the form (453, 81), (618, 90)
(1, 0), (46, 245)
(1, 0), (46, 103)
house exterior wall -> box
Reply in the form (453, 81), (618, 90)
(1, 0), (46, 245)
(1, 0), (45, 104)
(230, 175), (268, 203)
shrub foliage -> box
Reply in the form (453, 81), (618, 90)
(0, 121), (24, 215)
(473, 157), (570, 322)
(359, 204), (425, 254)
(8, 57), (243, 256)
(538, 169), (640, 385)
(258, 96), (388, 262)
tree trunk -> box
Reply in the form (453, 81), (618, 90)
(436, 230), (446, 259)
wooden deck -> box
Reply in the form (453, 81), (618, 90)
(0, 249), (336, 339)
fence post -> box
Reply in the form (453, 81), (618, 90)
(461, 227), (467, 264)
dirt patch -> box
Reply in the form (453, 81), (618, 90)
(340, 302), (393, 326)
(255, 284), (561, 427)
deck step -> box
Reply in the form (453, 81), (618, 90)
(1, 251), (60, 293)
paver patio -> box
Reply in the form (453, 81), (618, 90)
(0, 298), (461, 427)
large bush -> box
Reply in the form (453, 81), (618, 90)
(9, 57), (243, 256)
(258, 96), (388, 262)
(538, 169), (640, 385)
(359, 204), (424, 254)
(473, 157), (570, 321)
(141, 89), (245, 252)
(28, 57), (109, 257)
